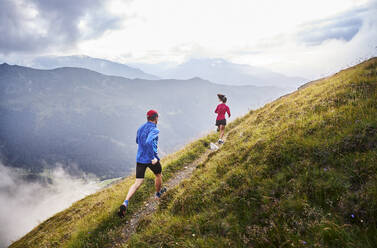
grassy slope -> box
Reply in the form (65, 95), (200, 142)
(10, 132), (223, 248)
(10, 58), (377, 248)
(126, 58), (377, 247)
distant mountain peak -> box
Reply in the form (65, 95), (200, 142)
(188, 76), (204, 81)
(31, 55), (159, 80)
(152, 57), (306, 88)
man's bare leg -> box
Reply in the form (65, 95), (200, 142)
(126, 178), (144, 201)
(118, 178), (144, 218)
(155, 173), (162, 194)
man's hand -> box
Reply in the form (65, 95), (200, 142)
(151, 158), (158, 165)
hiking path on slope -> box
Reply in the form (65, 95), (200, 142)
(111, 140), (223, 247)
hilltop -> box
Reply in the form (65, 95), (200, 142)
(10, 57), (377, 247)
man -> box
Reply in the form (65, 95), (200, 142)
(118, 110), (166, 218)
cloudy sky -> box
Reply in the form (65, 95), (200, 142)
(1, 0), (377, 78)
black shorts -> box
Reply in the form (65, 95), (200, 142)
(136, 161), (162, 178)
(216, 119), (226, 126)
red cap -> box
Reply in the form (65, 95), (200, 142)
(147, 109), (158, 117)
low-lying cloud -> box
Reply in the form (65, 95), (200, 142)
(0, 163), (101, 248)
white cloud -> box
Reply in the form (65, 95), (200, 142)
(73, 0), (376, 78)
(233, 2), (377, 78)
(1, 0), (376, 79)
(0, 163), (100, 248)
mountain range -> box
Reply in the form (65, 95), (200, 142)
(0, 63), (288, 178)
(132, 58), (307, 88)
(31, 55), (159, 80)
(30, 55), (306, 88)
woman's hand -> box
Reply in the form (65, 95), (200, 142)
(151, 158), (158, 165)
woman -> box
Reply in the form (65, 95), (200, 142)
(215, 94), (231, 144)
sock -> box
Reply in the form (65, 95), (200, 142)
(123, 200), (129, 207)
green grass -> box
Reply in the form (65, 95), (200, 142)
(11, 58), (377, 248)
(9, 133), (220, 248)
(126, 58), (377, 247)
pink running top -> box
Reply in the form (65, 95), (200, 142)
(215, 103), (231, 120)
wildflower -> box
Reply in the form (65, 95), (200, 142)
(351, 214), (355, 218)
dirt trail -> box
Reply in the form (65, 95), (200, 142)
(111, 142), (221, 247)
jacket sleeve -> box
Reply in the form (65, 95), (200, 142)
(136, 128), (139, 144)
(227, 106), (231, 117)
(152, 139), (160, 161)
(146, 128), (160, 160)
(215, 105), (219, 113)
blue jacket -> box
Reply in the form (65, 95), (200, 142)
(136, 121), (160, 164)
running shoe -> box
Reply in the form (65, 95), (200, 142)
(155, 187), (167, 199)
(117, 200), (128, 218)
